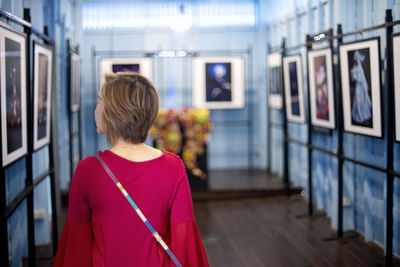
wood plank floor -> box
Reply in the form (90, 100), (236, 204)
(194, 195), (400, 267)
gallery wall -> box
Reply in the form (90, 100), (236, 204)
(0, 0), (77, 265)
(265, 0), (400, 256)
(77, 0), (269, 173)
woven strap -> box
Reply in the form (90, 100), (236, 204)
(96, 154), (182, 267)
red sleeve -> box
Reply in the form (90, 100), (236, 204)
(53, 162), (93, 267)
(170, 166), (209, 267)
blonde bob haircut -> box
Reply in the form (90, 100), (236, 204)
(100, 72), (159, 145)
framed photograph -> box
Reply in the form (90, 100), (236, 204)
(283, 55), (305, 123)
(0, 26), (27, 166)
(268, 53), (283, 109)
(339, 38), (382, 137)
(307, 48), (335, 129)
(99, 57), (152, 86)
(192, 57), (245, 109)
(33, 43), (53, 151)
(393, 34), (400, 142)
(70, 53), (80, 112)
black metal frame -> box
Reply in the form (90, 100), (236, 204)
(67, 40), (82, 182)
(0, 8), (57, 267)
(267, 9), (400, 266)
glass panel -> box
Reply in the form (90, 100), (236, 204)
(5, 158), (26, 205)
(34, 177), (53, 260)
(8, 199), (28, 267)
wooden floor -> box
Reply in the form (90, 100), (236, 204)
(48, 169), (399, 267)
(194, 196), (400, 267)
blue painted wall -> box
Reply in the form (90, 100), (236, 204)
(265, 0), (400, 257)
(1, 0), (75, 265)
(78, 1), (269, 170)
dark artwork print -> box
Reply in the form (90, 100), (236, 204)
(289, 61), (300, 116)
(5, 37), (22, 154)
(269, 66), (282, 95)
(37, 53), (49, 140)
(313, 55), (329, 120)
(347, 48), (373, 128)
(205, 62), (232, 102)
(112, 64), (140, 73)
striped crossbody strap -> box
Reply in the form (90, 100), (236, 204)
(96, 154), (182, 267)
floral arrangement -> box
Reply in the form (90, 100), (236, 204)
(149, 109), (182, 154)
(150, 108), (212, 179)
(179, 108), (212, 179)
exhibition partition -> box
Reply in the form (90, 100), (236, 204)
(267, 9), (400, 266)
(0, 8), (57, 267)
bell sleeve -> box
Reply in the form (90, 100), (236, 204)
(170, 167), (209, 267)
(53, 163), (93, 267)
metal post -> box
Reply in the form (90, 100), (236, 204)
(385, 9), (394, 267)
(336, 24), (344, 239)
(0, 169), (8, 267)
(267, 45), (271, 173)
(23, 8), (36, 267)
(281, 38), (291, 197)
(305, 34), (313, 215)
(247, 45), (254, 173)
(43, 25), (59, 256)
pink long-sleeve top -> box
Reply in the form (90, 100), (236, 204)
(54, 150), (209, 267)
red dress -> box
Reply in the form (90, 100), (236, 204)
(54, 150), (209, 267)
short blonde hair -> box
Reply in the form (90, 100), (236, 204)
(100, 72), (159, 145)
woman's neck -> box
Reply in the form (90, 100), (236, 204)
(110, 139), (162, 162)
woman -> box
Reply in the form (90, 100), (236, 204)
(54, 72), (209, 267)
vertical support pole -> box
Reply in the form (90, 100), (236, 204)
(267, 43), (271, 173)
(23, 8), (36, 267)
(91, 46), (99, 152)
(0, 170), (8, 267)
(305, 35), (313, 215)
(67, 40), (74, 182)
(247, 45), (254, 173)
(77, 46), (82, 164)
(336, 24), (344, 239)
(385, 9), (394, 267)
(281, 38), (291, 197)
(43, 26), (59, 255)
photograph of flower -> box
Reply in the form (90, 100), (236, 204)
(307, 48), (335, 129)
(0, 27), (27, 166)
(339, 38), (382, 137)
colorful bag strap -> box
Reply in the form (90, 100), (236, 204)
(96, 154), (182, 267)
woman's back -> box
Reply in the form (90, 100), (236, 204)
(55, 150), (208, 266)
